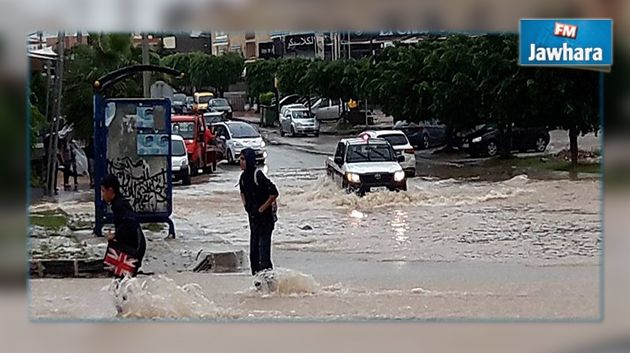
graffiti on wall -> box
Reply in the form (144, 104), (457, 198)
(107, 157), (168, 213)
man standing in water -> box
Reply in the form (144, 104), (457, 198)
(100, 174), (147, 277)
(239, 148), (278, 275)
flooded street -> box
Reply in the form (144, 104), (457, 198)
(29, 145), (601, 321)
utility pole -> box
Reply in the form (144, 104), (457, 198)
(142, 33), (150, 98)
(46, 32), (65, 196)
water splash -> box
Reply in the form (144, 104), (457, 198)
(106, 275), (239, 319)
(251, 268), (320, 297)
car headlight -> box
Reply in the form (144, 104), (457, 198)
(346, 173), (360, 183)
(233, 141), (243, 148)
(472, 137), (482, 143)
(394, 171), (405, 182)
(181, 159), (188, 167)
(260, 140), (266, 148)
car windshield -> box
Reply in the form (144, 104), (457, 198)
(173, 94), (186, 103)
(211, 98), (229, 107)
(229, 123), (260, 138)
(204, 116), (223, 125)
(380, 134), (409, 146)
(171, 122), (195, 139)
(292, 111), (313, 120)
(346, 144), (394, 162)
(171, 140), (186, 156)
(197, 95), (212, 104)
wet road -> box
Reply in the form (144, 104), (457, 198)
(29, 144), (601, 320)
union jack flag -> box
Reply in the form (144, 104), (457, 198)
(104, 247), (138, 277)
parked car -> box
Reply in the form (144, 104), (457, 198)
(170, 134), (191, 185)
(172, 93), (187, 114)
(185, 96), (194, 112)
(212, 121), (268, 165)
(208, 98), (233, 119)
(326, 135), (407, 196)
(394, 120), (447, 150)
(311, 97), (343, 121)
(171, 114), (217, 175)
(461, 123), (550, 157)
(279, 107), (320, 137)
(359, 130), (416, 177)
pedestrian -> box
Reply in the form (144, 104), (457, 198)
(85, 137), (94, 188)
(59, 139), (74, 191)
(100, 174), (146, 278)
(239, 148), (278, 276)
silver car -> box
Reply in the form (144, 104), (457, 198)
(279, 108), (320, 137)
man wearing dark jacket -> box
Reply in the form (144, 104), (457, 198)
(239, 148), (278, 275)
(101, 174), (146, 277)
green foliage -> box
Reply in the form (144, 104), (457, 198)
(245, 59), (278, 99)
(259, 92), (275, 105)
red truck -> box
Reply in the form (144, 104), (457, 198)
(171, 114), (218, 175)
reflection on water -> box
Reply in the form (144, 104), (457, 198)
(390, 210), (410, 246)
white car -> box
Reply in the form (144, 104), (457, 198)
(171, 134), (191, 185)
(279, 107), (320, 137)
(326, 136), (407, 196)
(360, 130), (416, 177)
(212, 121), (268, 165)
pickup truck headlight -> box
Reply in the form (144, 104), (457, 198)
(346, 173), (360, 183)
(472, 137), (482, 143)
(394, 171), (405, 182)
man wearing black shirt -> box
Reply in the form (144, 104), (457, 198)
(101, 174), (146, 277)
(239, 148), (279, 275)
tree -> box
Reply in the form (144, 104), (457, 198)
(63, 33), (143, 138)
(245, 59), (278, 100)
(161, 52), (195, 93)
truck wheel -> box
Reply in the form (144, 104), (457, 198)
(280, 128), (285, 137)
(190, 162), (198, 176)
(182, 168), (192, 186)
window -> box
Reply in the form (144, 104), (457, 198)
(229, 123), (260, 138)
(334, 142), (346, 160)
(171, 140), (187, 156)
(379, 134), (409, 146)
(172, 122), (195, 139)
(346, 144), (394, 162)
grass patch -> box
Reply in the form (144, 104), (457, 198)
(144, 223), (165, 232)
(30, 214), (69, 231)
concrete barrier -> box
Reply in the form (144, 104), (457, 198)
(192, 250), (246, 273)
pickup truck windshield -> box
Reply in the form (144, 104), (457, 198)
(346, 144), (394, 162)
(171, 122), (195, 139)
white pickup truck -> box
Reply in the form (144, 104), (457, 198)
(326, 136), (407, 195)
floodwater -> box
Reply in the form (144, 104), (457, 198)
(177, 163), (600, 267)
(29, 146), (601, 321)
